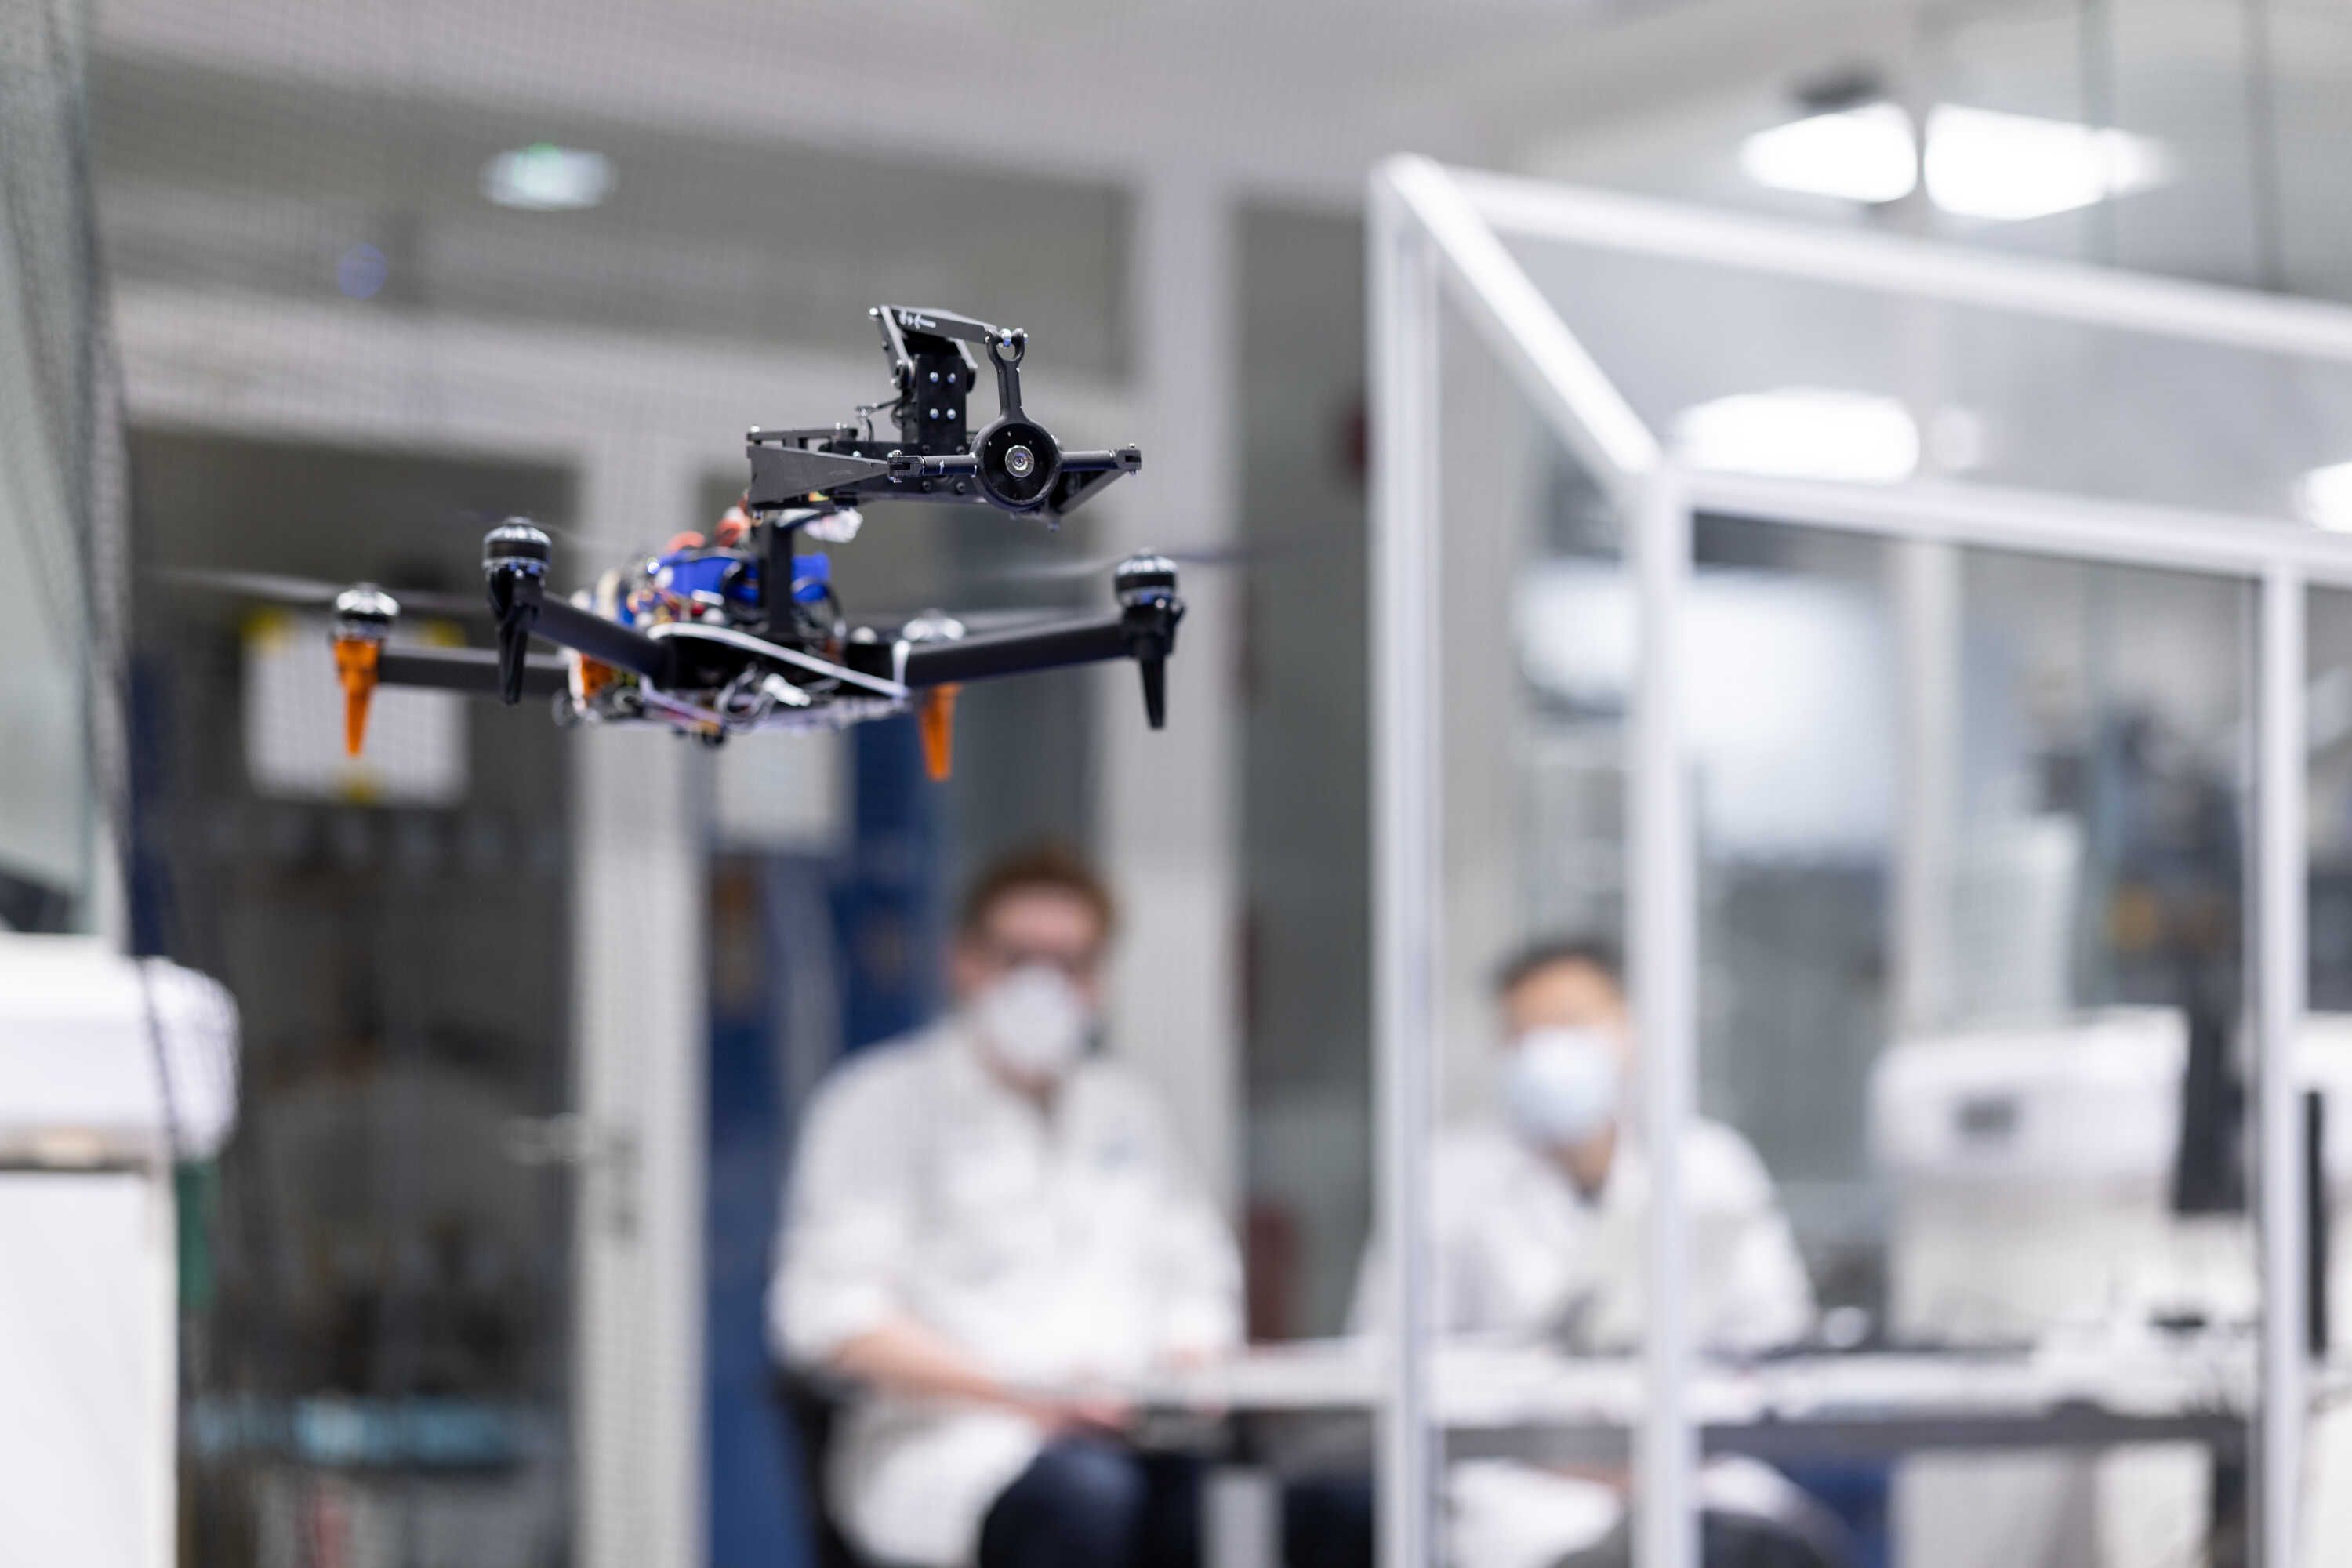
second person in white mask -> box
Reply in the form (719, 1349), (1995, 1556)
(1436, 937), (1813, 1357)
(1440, 938), (1817, 1568)
(771, 844), (1241, 1568)
(1300, 937), (1822, 1568)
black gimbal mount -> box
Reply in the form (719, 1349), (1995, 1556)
(744, 306), (1142, 521)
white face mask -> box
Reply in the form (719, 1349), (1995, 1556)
(971, 965), (1094, 1082)
(1500, 1026), (1622, 1150)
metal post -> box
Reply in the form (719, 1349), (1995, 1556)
(1893, 540), (1961, 1034)
(1632, 467), (1697, 1568)
(1371, 168), (1441, 1568)
(2256, 562), (2308, 1568)
(1098, 170), (1240, 1207)
(574, 441), (709, 1568)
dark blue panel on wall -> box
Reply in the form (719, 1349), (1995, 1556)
(707, 719), (942, 1564)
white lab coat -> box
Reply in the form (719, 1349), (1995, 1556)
(770, 1019), (1242, 1568)
(1421, 1117), (1814, 1355)
(1362, 1117), (1815, 1568)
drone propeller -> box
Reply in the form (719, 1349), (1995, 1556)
(855, 605), (1073, 638)
(432, 510), (586, 548)
(154, 567), (488, 619)
(984, 543), (1272, 584)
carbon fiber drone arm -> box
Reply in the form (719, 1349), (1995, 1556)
(481, 521), (673, 702)
(844, 556), (1186, 728)
(377, 645), (571, 699)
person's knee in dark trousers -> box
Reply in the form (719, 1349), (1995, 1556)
(1283, 1472), (1376, 1568)
(979, 1437), (1169, 1568)
(1134, 1450), (1204, 1568)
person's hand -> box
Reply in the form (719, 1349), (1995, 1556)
(1049, 1392), (1135, 1436)
(1158, 1341), (1226, 1374)
(1152, 1342), (1232, 1419)
(1007, 1388), (1134, 1436)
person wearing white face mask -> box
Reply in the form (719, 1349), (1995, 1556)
(770, 844), (1241, 1568)
(1295, 938), (1821, 1568)
(1443, 933), (1813, 1347)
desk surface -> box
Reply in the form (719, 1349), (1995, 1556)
(1123, 1336), (2285, 1463)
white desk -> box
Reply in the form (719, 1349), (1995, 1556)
(1131, 1335), (2262, 1457)
(1119, 1337), (2285, 1568)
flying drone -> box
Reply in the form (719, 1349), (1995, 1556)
(192, 307), (1181, 781)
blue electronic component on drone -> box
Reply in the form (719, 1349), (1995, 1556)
(792, 550), (831, 605)
(652, 546), (763, 613)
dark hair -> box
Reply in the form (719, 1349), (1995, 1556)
(1493, 935), (1624, 999)
(959, 842), (1118, 940)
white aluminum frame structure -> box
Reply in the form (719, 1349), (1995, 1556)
(1369, 154), (2352, 1568)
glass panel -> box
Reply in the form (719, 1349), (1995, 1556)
(1411, 282), (1646, 1562)
(1500, 227), (2352, 523)
(1509, 495), (2265, 1566)
(0, 15), (100, 930)
(1693, 531), (2258, 1568)
(1239, 204), (1374, 1346)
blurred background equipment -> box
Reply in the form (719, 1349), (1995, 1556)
(0, 938), (238, 1568)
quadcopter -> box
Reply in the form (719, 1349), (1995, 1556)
(193, 307), (1181, 781)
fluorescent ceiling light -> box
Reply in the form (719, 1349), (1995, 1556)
(1925, 104), (2167, 221)
(1674, 387), (1921, 485)
(481, 143), (614, 211)
(1741, 100), (2169, 222)
(1739, 102), (1918, 205)
(2299, 461), (2352, 532)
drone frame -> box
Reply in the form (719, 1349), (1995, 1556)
(325, 305), (1178, 770)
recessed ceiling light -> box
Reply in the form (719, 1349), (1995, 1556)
(1924, 105), (2167, 222)
(481, 143), (614, 212)
(2299, 461), (2352, 532)
(1741, 100), (2169, 223)
(1675, 387), (1921, 485)
(1739, 102), (1918, 205)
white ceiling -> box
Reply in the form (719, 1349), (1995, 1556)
(91, 0), (1917, 200)
(1523, 1), (2352, 300)
(89, 0), (2352, 349)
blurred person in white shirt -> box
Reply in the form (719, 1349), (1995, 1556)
(1292, 937), (1825, 1568)
(1424, 936), (1813, 1359)
(770, 844), (1242, 1568)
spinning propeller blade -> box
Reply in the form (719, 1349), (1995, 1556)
(154, 567), (487, 619)
(858, 606), (1071, 638)
(984, 543), (1273, 584)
